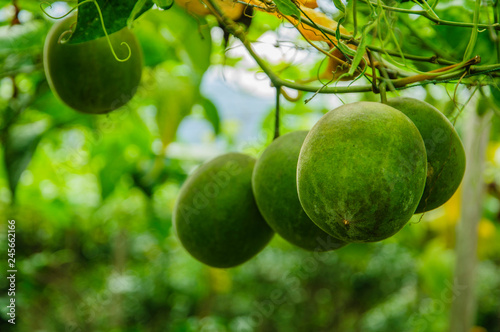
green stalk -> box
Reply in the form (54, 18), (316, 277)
(463, 0), (482, 60)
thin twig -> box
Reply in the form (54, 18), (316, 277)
(274, 86), (281, 139)
(361, 0), (500, 30)
(205, 0), (500, 95)
(235, 0), (457, 65)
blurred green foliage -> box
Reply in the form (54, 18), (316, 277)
(0, 1), (499, 332)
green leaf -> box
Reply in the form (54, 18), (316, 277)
(346, 21), (375, 77)
(92, 111), (152, 200)
(134, 18), (175, 67)
(31, 90), (93, 128)
(462, 0), (480, 61)
(69, 0), (154, 44)
(274, 0), (300, 18)
(155, 72), (198, 147)
(3, 119), (50, 195)
(161, 6), (212, 76)
(1, 0), (47, 12)
(0, 21), (46, 55)
(0, 21), (47, 74)
(128, 0), (149, 28)
(137, 8), (211, 77)
(332, 0), (345, 13)
(200, 97), (220, 134)
(97, 141), (130, 199)
(490, 83), (500, 108)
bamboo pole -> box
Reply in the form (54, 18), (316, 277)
(449, 106), (492, 332)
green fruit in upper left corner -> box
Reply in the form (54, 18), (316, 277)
(252, 131), (347, 252)
(174, 153), (274, 268)
(43, 15), (143, 114)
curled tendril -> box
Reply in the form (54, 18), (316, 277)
(40, 0), (93, 19)
(58, 21), (78, 44)
(281, 87), (301, 102)
(116, 42), (132, 62)
(91, 0), (132, 62)
(41, 0), (132, 62)
(58, 29), (74, 44)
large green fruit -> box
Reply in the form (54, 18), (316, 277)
(252, 131), (347, 251)
(297, 102), (427, 243)
(174, 153), (274, 268)
(386, 97), (466, 213)
(43, 16), (143, 114)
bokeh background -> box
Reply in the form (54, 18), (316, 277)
(1, 1), (500, 331)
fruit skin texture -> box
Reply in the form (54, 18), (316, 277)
(43, 16), (143, 114)
(386, 97), (466, 213)
(297, 102), (427, 242)
(174, 153), (274, 268)
(252, 131), (347, 252)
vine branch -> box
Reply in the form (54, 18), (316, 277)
(235, 0), (457, 65)
(361, 0), (500, 30)
(208, 0), (500, 95)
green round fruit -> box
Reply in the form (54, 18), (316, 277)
(43, 16), (143, 114)
(174, 153), (274, 268)
(386, 97), (466, 213)
(297, 101), (427, 243)
(252, 131), (347, 251)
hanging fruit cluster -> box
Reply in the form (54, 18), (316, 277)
(174, 98), (466, 268)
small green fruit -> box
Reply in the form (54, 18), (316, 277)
(174, 153), (274, 268)
(297, 102), (427, 243)
(252, 131), (347, 251)
(386, 97), (466, 213)
(43, 16), (143, 114)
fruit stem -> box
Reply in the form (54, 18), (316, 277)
(274, 86), (281, 140)
(379, 81), (387, 103)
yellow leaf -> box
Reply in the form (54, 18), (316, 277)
(288, 7), (347, 45)
(175, 0), (245, 20)
(297, 0), (318, 9)
(247, 1), (348, 45)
